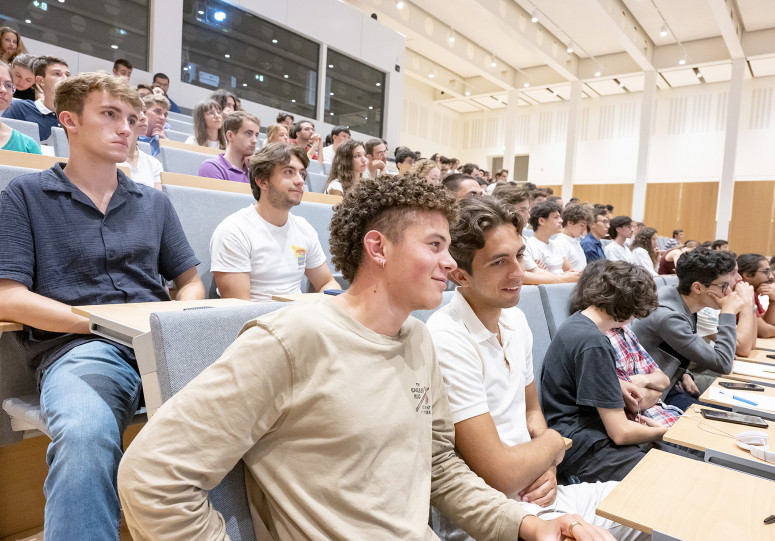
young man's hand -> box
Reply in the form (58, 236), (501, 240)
(518, 467), (557, 507)
(735, 281), (756, 305)
(679, 373), (700, 396)
(619, 380), (644, 413)
(713, 289), (745, 315)
(756, 282), (775, 301)
(519, 514), (615, 541)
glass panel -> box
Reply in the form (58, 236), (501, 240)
(325, 49), (385, 137)
(181, 0), (319, 119)
(0, 0), (150, 71)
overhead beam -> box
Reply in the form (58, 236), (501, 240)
(584, 0), (656, 72)
(349, 0), (518, 90)
(708, 0), (745, 59)
(403, 49), (468, 98)
(467, 0), (580, 81)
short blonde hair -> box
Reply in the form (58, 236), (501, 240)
(55, 71), (142, 129)
(409, 158), (440, 179)
(142, 93), (170, 111)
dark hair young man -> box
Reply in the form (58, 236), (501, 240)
(428, 196), (636, 540)
(198, 110), (260, 183)
(580, 207), (610, 264)
(119, 176), (606, 541)
(112, 58), (133, 81)
(3, 55), (70, 140)
(151, 72), (181, 113)
(738, 252), (775, 338)
(632, 249), (744, 403)
(322, 125), (351, 163)
(604, 216), (634, 263)
(0, 72), (204, 539)
(541, 261), (664, 483)
(209, 142), (339, 301)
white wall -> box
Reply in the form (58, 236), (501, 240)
(22, 0), (406, 146)
(398, 77), (462, 160)
(447, 75), (775, 184)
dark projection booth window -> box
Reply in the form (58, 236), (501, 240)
(181, 0), (319, 119)
(325, 49), (385, 137)
(0, 0), (150, 70)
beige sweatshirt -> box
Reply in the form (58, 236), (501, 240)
(118, 299), (529, 540)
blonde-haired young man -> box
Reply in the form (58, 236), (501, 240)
(0, 71), (204, 539)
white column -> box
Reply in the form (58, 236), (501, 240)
(562, 80), (582, 202)
(150, 0), (184, 85)
(632, 70), (656, 221)
(316, 44), (328, 125)
(715, 57), (745, 239)
(503, 89), (520, 181)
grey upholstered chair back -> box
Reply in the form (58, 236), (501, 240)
(0, 165), (36, 192)
(167, 111), (193, 123)
(49, 126), (70, 157)
(150, 302), (288, 541)
(410, 290), (455, 323)
(2, 118), (41, 144)
(306, 172), (328, 193)
(517, 285), (553, 403)
(165, 117), (194, 134)
(166, 129), (191, 143)
(159, 146), (214, 176)
(137, 141), (153, 156)
(538, 282), (576, 339)
(162, 184), (254, 297)
(0, 332), (38, 446)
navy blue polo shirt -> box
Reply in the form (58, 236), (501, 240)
(0, 163), (200, 381)
(580, 234), (605, 264)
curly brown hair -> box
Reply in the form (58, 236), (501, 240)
(568, 260), (658, 322)
(329, 175), (457, 282)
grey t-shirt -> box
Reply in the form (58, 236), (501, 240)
(541, 311), (625, 473)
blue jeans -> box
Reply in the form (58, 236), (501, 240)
(39, 341), (141, 540)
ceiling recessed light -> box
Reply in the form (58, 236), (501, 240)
(330, 112), (335, 116)
(465, 90), (471, 96)
(198, 10), (204, 15)
(368, 106), (374, 110)
(291, 99), (296, 103)
(523, 82), (530, 88)
(396, 0), (405, 8)
(110, 44), (118, 49)
(183, 67), (188, 71)
(242, 83), (247, 87)
(594, 71), (601, 77)
(376, 82), (381, 87)
(25, 19), (32, 23)
(328, 64), (334, 68)
(329, 92), (334, 95)
(678, 55), (687, 65)
(428, 73), (434, 78)
(272, 39), (278, 44)
(490, 60), (497, 68)
(697, 71), (703, 78)
(224, 54), (230, 58)
(283, 74), (289, 78)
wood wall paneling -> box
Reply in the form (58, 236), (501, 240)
(572, 184), (634, 218)
(643, 183), (681, 238)
(729, 181), (775, 255)
(677, 182), (719, 243)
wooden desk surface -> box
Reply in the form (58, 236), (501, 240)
(700, 377), (775, 409)
(0, 148), (129, 175)
(0, 321), (22, 333)
(596, 449), (774, 539)
(736, 348), (775, 364)
(72, 298), (253, 334)
(755, 336), (775, 351)
(159, 138), (222, 155)
(663, 405), (774, 458)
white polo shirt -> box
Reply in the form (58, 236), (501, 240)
(525, 236), (565, 274)
(426, 289), (533, 447)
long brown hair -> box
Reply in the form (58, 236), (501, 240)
(630, 226), (658, 266)
(325, 139), (364, 194)
(192, 99), (226, 149)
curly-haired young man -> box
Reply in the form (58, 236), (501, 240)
(119, 176), (610, 541)
(541, 261), (668, 483)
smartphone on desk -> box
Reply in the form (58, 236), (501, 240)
(700, 408), (768, 428)
(719, 382), (765, 392)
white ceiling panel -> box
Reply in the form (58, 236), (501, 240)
(586, 79), (627, 96)
(738, 0), (775, 32)
(661, 68), (703, 87)
(618, 74), (645, 92)
(699, 63), (733, 83)
(749, 56), (775, 78)
(522, 88), (562, 103)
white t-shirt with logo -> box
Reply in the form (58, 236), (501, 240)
(210, 205), (327, 301)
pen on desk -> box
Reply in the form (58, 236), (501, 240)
(718, 391), (759, 407)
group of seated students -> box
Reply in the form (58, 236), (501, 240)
(2, 44), (775, 541)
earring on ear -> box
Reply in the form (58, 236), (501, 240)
(381, 260), (385, 269)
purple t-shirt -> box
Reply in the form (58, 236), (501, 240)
(198, 154), (249, 183)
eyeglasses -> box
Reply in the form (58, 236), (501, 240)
(205, 110), (222, 117)
(0, 81), (15, 93)
(706, 282), (730, 294)
(756, 268), (774, 276)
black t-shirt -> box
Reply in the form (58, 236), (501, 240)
(13, 87), (36, 101)
(540, 311), (625, 472)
